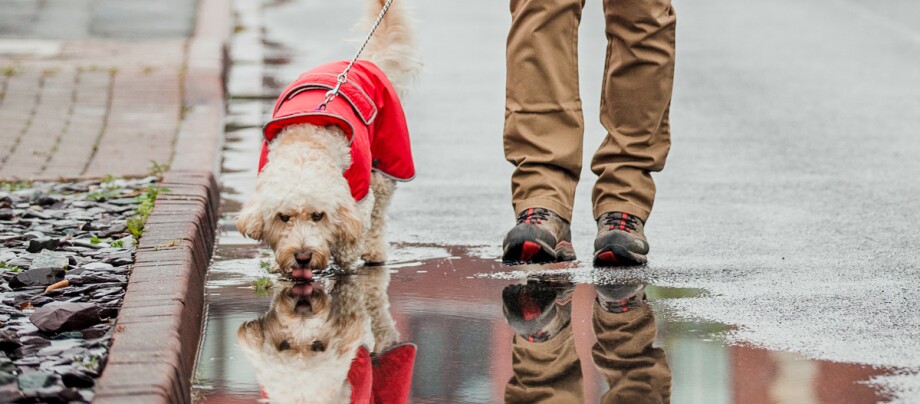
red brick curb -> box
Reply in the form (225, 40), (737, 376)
(92, 0), (231, 402)
(93, 171), (219, 404)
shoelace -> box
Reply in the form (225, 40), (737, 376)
(602, 212), (639, 232)
(517, 208), (550, 225)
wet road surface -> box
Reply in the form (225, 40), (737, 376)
(194, 0), (920, 402)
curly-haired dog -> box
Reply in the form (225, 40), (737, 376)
(237, 269), (415, 403)
(237, 0), (420, 279)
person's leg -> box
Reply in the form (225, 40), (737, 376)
(592, 0), (676, 265)
(592, 284), (672, 403)
(503, 0), (586, 263)
(502, 281), (582, 403)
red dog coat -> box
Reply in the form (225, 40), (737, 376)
(261, 60), (415, 202)
(258, 344), (417, 404)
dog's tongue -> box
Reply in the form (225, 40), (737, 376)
(291, 283), (314, 296)
(291, 268), (313, 281)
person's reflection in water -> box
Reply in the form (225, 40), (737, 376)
(237, 268), (416, 404)
(502, 279), (672, 403)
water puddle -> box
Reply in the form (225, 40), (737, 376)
(193, 244), (891, 403)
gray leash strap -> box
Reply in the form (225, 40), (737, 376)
(316, 0), (395, 111)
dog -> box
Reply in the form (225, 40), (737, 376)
(237, 269), (416, 403)
(237, 0), (420, 279)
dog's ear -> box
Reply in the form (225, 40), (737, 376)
(236, 201), (264, 240)
(237, 319), (265, 351)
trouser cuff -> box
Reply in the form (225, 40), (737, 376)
(514, 197), (574, 222)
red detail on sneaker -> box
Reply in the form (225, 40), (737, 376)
(519, 289), (542, 321)
(556, 241), (572, 249)
(597, 251), (617, 264)
(526, 208), (534, 224)
(520, 241), (541, 262)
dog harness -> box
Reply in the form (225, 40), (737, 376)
(261, 60), (415, 202)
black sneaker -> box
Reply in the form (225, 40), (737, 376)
(502, 208), (576, 264)
(501, 281), (574, 342)
(593, 212), (649, 266)
(596, 282), (646, 313)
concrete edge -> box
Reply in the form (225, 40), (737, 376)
(172, 0), (231, 173)
(93, 0), (231, 402)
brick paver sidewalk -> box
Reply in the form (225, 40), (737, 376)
(0, 0), (198, 180)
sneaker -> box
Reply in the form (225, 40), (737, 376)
(501, 281), (574, 342)
(593, 212), (649, 266)
(595, 282), (646, 313)
(502, 208), (576, 264)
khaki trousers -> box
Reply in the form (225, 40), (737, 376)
(504, 0), (676, 222)
(505, 302), (672, 403)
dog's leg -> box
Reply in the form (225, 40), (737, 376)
(362, 172), (397, 265)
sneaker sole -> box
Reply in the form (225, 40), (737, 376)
(593, 244), (647, 267)
(503, 239), (556, 264)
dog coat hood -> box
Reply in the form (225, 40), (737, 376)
(261, 60), (415, 202)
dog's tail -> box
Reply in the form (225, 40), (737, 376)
(358, 0), (420, 97)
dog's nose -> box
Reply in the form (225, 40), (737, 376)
(295, 252), (313, 268)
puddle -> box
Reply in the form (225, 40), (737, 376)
(193, 245), (891, 403)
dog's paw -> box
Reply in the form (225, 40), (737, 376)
(361, 251), (387, 266)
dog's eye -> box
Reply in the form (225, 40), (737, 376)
(311, 212), (325, 222)
(278, 341), (291, 351)
(279, 214), (291, 223)
(311, 341), (326, 352)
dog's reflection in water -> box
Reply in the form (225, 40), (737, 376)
(237, 268), (415, 404)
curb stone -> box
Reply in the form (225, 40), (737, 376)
(92, 0), (231, 402)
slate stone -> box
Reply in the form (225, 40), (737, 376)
(81, 326), (109, 340)
(0, 331), (22, 353)
(98, 224), (127, 238)
(9, 268), (65, 289)
(30, 296), (53, 307)
(29, 251), (69, 271)
(0, 380), (19, 403)
(26, 238), (60, 253)
(22, 210), (51, 220)
(17, 371), (59, 394)
(60, 372), (94, 388)
(29, 303), (102, 334)
(80, 263), (112, 271)
(0, 209), (13, 221)
(66, 240), (103, 249)
(35, 196), (61, 207)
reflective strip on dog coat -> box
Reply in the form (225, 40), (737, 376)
(261, 60), (415, 202)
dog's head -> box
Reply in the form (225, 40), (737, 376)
(237, 125), (364, 278)
(237, 278), (372, 403)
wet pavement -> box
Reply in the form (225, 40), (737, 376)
(194, 0), (920, 402)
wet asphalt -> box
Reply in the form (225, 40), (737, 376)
(194, 0), (920, 402)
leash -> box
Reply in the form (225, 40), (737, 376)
(316, 0), (396, 111)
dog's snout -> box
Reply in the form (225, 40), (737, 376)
(295, 252), (313, 267)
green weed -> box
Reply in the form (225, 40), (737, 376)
(126, 185), (168, 241)
(252, 277), (273, 295)
(0, 262), (21, 273)
(0, 180), (32, 192)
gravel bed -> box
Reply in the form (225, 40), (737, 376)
(0, 177), (160, 403)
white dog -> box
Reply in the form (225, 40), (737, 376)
(237, 269), (414, 403)
(237, 0), (420, 279)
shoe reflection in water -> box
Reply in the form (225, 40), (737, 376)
(237, 268), (416, 404)
(502, 280), (672, 403)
